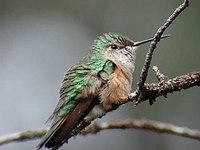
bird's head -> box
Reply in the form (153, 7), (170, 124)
(91, 33), (169, 72)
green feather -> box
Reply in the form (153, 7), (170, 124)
(50, 56), (108, 127)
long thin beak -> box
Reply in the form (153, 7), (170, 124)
(134, 34), (170, 46)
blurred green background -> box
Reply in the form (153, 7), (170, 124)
(0, 0), (199, 150)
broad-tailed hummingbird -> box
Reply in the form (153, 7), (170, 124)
(37, 33), (169, 149)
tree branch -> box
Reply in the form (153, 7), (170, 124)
(0, 128), (48, 146)
(81, 119), (200, 141)
(139, 67), (200, 102)
(1, 118), (200, 146)
(135, 0), (190, 104)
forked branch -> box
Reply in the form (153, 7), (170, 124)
(135, 0), (190, 104)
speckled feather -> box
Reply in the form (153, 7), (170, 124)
(37, 33), (136, 149)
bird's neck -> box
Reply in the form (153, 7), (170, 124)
(104, 55), (136, 82)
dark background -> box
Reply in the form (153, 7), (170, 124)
(0, 0), (199, 150)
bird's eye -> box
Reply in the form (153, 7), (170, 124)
(110, 44), (118, 49)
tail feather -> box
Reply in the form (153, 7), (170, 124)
(36, 115), (68, 149)
(37, 97), (98, 149)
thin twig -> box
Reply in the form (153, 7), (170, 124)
(152, 66), (169, 82)
(0, 128), (48, 146)
(135, 0), (190, 104)
(1, 118), (200, 146)
(82, 119), (200, 141)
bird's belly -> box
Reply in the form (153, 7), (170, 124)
(85, 65), (133, 122)
(99, 67), (132, 110)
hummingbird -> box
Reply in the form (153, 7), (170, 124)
(37, 33), (169, 149)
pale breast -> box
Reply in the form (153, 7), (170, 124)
(99, 65), (132, 109)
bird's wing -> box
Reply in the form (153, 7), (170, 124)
(37, 58), (115, 149)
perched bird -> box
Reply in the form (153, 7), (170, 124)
(37, 33), (169, 149)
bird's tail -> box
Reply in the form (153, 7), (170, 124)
(36, 97), (98, 149)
